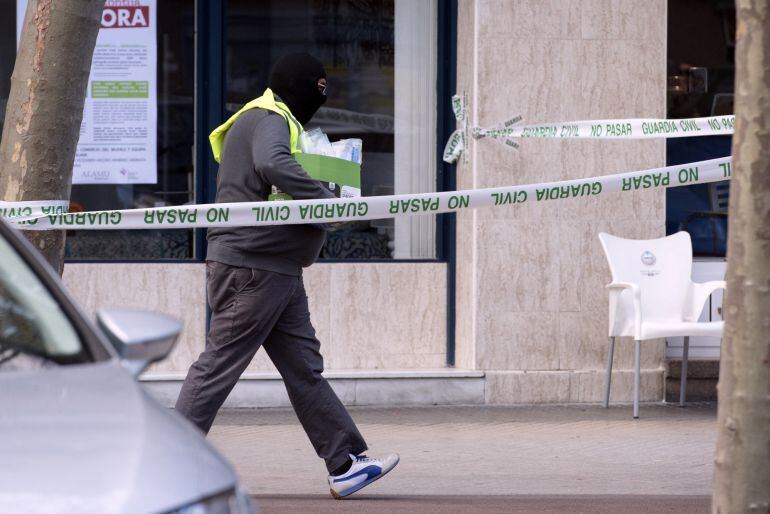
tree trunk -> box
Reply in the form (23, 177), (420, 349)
(0, 0), (105, 274)
(712, 1), (770, 512)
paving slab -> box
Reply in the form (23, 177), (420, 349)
(208, 403), (716, 504)
(252, 494), (710, 514)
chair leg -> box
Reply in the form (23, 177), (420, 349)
(603, 337), (615, 408)
(633, 340), (641, 419)
(679, 336), (689, 407)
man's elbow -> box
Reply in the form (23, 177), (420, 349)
(261, 160), (281, 179)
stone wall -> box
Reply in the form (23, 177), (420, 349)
(63, 262), (448, 375)
(455, 0), (668, 403)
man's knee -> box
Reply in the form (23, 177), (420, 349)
(282, 352), (324, 387)
(294, 360), (324, 385)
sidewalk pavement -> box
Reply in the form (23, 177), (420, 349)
(209, 403), (716, 513)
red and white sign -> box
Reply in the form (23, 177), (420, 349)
(101, 6), (150, 29)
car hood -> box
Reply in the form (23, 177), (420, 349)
(0, 361), (238, 514)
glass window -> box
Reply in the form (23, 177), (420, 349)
(666, 0), (734, 257)
(65, 0), (195, 260)
(0, 234), (87, 370)
(225, 0), (438, 259)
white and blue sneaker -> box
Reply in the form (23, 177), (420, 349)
(328, 453), (400, 499)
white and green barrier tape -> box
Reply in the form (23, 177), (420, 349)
(473, 114), (735, 141)
(442, 92), (469, 164)
(0, 200), (70, 221)
(1, 157), (732, 231)
(443, 99), (734, 162)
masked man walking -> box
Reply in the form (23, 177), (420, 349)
(175, 53), (398, 499)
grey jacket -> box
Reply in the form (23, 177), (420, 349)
(206, 108), (335, 276)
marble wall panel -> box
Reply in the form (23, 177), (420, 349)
(476, 220), (561, 313)
(457, 0), (475, 53)
(64, 262), (447, 376)
(580, 0), (666, 41)
(477, 38), (581, 129)
(476, 311), (560, 370)
(628, 186), (667, 224)
(547, 139), (663, 185)
(569, 369), (664, 403)
(456, 0), (477, 193)
(486, 369), (663, 404)
(478, 0), (581, 40)
(558, 310), (610, 371)
(475, 137), (561, 190)
(558, 307), (665, 372)
(455, 216), (476, 370)
(571, 186), (665, 228)
(572, 39), (665, 120)
(245, 350), (278, 372)
(485, 371), (571, 404)
(613, 337), (665, 371)
(326, 263), (447, 369)
(354, 376), (484, 406)
(455, 0), (477, 375)
(457, 0), (667, 393)
(559, 311), (666, 371)
(63, 263), (206, 375)
(558, 219), (596, 312)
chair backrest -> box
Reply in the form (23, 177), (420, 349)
(598, 231), (693, 323)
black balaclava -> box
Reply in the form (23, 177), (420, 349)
(268, 53), (327, 125)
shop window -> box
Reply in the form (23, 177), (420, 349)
(3, 0), (441, 261)
(225, 0), (438, 259)
(6, 1), (196, 260)
(66, 0), (196, 260)
(666, 0), (734, 257)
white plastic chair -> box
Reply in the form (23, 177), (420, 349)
(598, 231), (725, 418)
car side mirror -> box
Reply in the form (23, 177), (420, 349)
(96, 308), (182, 377)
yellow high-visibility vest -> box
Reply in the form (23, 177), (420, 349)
(208, 88), (303, 164)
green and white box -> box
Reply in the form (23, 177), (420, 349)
(270, 153), (361, 200)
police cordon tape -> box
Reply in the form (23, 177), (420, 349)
(2, 157), (732, 231)
(0, 200), (70, 220)
(473, 114), (735, 140)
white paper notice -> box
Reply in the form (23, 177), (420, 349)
(17, 0), (157, 184)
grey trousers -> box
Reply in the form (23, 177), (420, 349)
(175, 261), (367, 473)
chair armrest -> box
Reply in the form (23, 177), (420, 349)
(606, 282), (642, 339)
(684, 280), (726, 321)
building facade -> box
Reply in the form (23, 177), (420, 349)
(1, 0), (732, 406)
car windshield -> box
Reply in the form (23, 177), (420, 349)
(0, 235), (85, 370)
